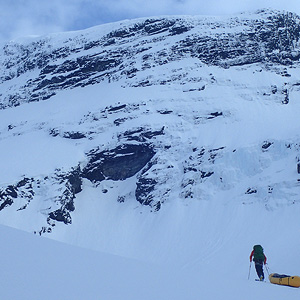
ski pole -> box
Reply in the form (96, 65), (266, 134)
(248, 262), (252, 280)
(265, 264), (270, 276)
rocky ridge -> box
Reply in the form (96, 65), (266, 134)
(1, 9), (300, 108)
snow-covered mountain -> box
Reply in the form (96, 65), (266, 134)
(0, 9), (300, 298)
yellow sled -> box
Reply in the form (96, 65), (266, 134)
(269, 273), (300, 288)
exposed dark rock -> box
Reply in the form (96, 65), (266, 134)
(153, 201), (161, 211)
(38, 227), (52, 235)
(0, 178), (34, 211)
(107, 104), (127, 112)
(182, 178), (195, 188)
(0, 167), (82, 229)
(46, 167), (82, 225)
(4, 185), (18, 198)
(184, 166), (197, 173)
(0, 190), (14, 210)
(82, 144), (156, 182)
(207, 112), (223, 119)
(117, 196), (125, 203)
(209, 147), (225, 163)
(114, 118), (127, 126)
(262, 141), (273, 151)
(135, 177), (157, 206)
(169, 25), (190, 35)
(120, 127), (164, 142)
(200, 171), (214, 179)
(271, 85), (278, 94)
(67, 168), (83, 194)
(157, 110), (173, 115)
(48, 209), (72, 224)
(246, 188), (257, 194)
(282, 87), (289, 104)
(63, 131), (86, 139)
(183, 86), (205, 92)
(49, 128), (60, 137)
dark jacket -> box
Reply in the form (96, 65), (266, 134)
(250, 250), (267, 264)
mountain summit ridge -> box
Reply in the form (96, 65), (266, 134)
(1, 9), (300, 108)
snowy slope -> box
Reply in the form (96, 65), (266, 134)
(0, 9), (300, 299)
(1, 217), (300, 300)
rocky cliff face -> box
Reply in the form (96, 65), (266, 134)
(1, 9), (300, 108)
(0, 9), (300, 235)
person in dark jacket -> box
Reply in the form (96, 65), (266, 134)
(250, 245), (267, 281)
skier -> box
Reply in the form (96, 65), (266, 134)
(250, 245), (267, 281)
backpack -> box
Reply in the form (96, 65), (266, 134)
(253, 245), (265, 261)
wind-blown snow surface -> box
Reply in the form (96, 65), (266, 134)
(1, 10), (300, 299)
(1, 214), (300, 300)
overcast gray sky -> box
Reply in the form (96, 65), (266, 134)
(1, 0), (300, 44)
